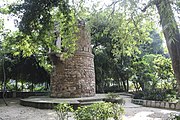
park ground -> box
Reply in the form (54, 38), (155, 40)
(0, 95), (179, 120)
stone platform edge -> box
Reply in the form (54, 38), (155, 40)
(20, 95), (107, 109)
(132, 99), (180, 110)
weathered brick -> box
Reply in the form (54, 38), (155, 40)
(50, 24), (95, 98)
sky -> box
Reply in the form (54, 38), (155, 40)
(0, 0), (19, 31)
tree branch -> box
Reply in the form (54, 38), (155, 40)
(141, 0), (157, 12)
(142, 0), (175, 12)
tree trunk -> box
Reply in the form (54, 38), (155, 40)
(126, 80), (129, 92)
(1, 81), (3, 91)
(122, 80), (127, 92)
(31, 82), (33, 92)
(21, 81), (23, 91)
(120, 76), (127, 92)
(45, 82), (48, 91)
(156, 0), (180, 94)
(16, 80), (18, 91)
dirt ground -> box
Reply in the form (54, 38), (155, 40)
(0, 96), (179, 120)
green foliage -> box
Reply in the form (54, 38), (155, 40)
(139, 30), (164, 55)
(169, 113), (180, 120)
(55, 103), (74, 120)
(132, 54), (175, 91)
(0, 50), (50, 87)
(107, 93), (119, 99)
(55, 102), (124, 120)
(88, 5), (154, 92)
(34, 86), (46, 92)
(105, 93), (125, 105)
(2, 0), (78, 63)
(74, 102), (124, 120)
(133, 89), (177, 102)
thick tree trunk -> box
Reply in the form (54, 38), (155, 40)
(156, 0), (180, 94)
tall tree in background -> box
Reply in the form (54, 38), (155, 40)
(142, 0), (180, 94)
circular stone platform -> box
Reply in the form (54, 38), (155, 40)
(20, 94), (107, 109)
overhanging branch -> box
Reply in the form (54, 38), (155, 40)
(142, 0), (175, 12)
(141, 0), (157, 12)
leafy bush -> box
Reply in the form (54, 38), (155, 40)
(165, 90), (177, 102)
(55, 102), (124, 120)
(34, 86), (46, 92)
(107, 93), (119, 99)
(143, 89), (166, 101)
(74, 102), (124, 120)
(103, 85), (124, 93)
(169, 113), (180, 120)
(133, 89), (178, 102)
(55, 103), (74, 120)
(111, 103), (125, 120)
(105, 93), (125, 105)
(133, 91), (144, 99)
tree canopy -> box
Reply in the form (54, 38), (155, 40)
(0, 0), (179, 98)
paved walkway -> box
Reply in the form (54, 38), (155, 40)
(122, 95), (179, 119)
(0, 95), (179, 120)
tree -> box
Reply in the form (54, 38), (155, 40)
(139, 30), (164, 55)
(1, 0), (78, 61)
(142, 0), (180, 94)
(132, 54), (175, 91)
(88, 6), (153, 92)
(101, 0), (180, 94)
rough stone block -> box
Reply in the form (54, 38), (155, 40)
(160, 102), (165, 108)
(146, 101), (151, 107)
(165, 102), (169, 109)
(176, 103), (180, 110)
(155, 101), (161, 107)
(151, 101), (156, 107)
(169, 103), (176, 109)
(143, 100), (147, 106)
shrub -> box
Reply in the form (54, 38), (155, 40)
(169, 113), (180, 120)
(74, 102), (124, 120)
(133, 89), (178, 102)
(55, 102), (124, 120)
(133, 91), (144, 99)
(105, 93), (125, 105)
(107, 92), (119, 99)
(55, 103), (74, 120)
(143, 89), (166, 101)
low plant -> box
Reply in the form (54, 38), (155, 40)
(168, 113), (180, 120)
(107, 92), (119, 99)
(105, 93), (125, 105)
(55, 102), (124, 120)
(74, 102), (124, 120)
(55, 103), (74, 120)
(133, 89), (178, 102)
(111, 103), (125, 120)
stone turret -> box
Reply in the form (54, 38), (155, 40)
(50, 21), (96, 98)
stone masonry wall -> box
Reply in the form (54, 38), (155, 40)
(50, 24), (96, 98)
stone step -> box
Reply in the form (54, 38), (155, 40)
(79, 101), (104, 106)
(20, 95), (107, 109)
(78, 98), (104, 102)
